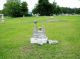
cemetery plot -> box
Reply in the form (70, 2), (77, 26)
(0, 16), (80, 59)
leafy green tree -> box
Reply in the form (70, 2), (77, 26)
(52, 2), (62, 15)
(52, 2), (57, 14)
(76, 8), (80, 14)
(3, 0), (22, 17)
(0, 10), (2, 14)
(55, 6), (62, 15)
(32, 0), (53, 16)
(7, 0), (21, 3)
(3, 0), (28, 17)
(32, 5), (38, 14)
(39, 0), (49, 4)
(21, 2), (28, 17)
(3, 2), (22, 17)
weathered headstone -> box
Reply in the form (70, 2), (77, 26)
(0, 14), (4, 23)
(30, 20), (48, 45)
(30, 20), (58, 45)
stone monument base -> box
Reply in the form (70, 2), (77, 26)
(31, 38), (48, 45)
(30, 38), (58, 45)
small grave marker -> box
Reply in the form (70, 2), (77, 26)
(0, 14), (4, 23)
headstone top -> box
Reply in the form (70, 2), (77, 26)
(34, 20), (37, 24)
(39, 27), (42, 31)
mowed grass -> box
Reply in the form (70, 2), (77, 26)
(0, 16), (80, 59)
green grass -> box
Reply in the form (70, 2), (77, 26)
(0, 16), (80, 59)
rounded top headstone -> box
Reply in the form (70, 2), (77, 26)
(34, 20), (37, 24)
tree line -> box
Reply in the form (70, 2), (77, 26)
(32, 0), (80, 16)
(0, 0), (80, 17)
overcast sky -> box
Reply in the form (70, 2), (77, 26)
(0, 0), (80, 12)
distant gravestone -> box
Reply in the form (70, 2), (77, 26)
(0, 14), (4, 22)
(50, 16), (54, 19)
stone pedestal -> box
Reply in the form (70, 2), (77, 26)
(30, 20), (48, 45)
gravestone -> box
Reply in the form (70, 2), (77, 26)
(0, 14), (4, 22)
(30, 20), (58, 45)
(30, 20), (48, 45)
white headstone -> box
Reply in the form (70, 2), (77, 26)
(30, 20), (58, 45)
(0, 14), (4, 22)
(30, 20), (48, 45)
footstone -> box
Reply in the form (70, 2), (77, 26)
(48, 40), (58, 44)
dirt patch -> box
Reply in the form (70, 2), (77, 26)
(19, 44), (33, 53)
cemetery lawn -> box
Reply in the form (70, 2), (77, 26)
(0, 16), (80, 59)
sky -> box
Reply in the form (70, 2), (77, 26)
(0, 0), (80, 12)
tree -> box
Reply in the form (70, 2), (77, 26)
(3, 0), (28, 17)
(39, 0), (49, 4)
(3, 0), (22, 17)
(52, 2), (62, 15)
(55, 6), (62, 15)
(0, 10), (2, 14)
(76, 8), (80, 14)
(3, 2), (23, 17)
(32, 0), (53, 16)
(7, 0), (21, 3)
(52, 2), (57, 14)
(32, 5), (38, 14)
(21, 2), (28, 17)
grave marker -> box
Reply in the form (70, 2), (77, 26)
(30, 20), (58, 45)
(0, 14), (4, 23)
